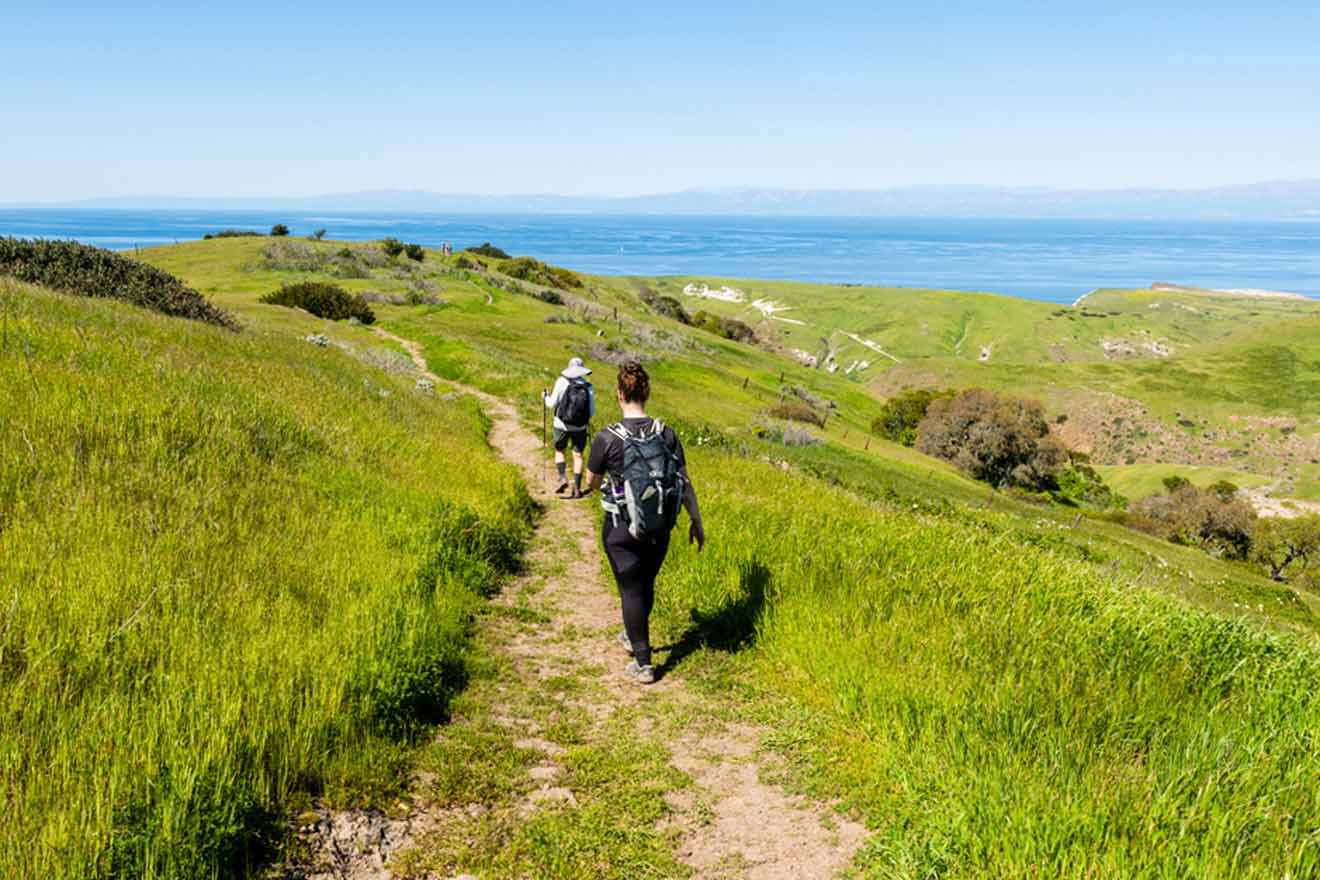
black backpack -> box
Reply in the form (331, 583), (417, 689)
(556, 379), (592, 428)
(602, 419), (685, 541)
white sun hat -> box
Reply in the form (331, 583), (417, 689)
(562, 356), (592, 379)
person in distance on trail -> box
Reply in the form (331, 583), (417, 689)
(582, 361), (706, 685)
(543, 356), (596, 498)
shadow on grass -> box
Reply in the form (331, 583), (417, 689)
(655, 560), (770, 679)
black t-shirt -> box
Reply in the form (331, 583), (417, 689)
(587, 417), (687, 486)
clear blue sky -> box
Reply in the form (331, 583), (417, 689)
(3, 1), (1319, 200)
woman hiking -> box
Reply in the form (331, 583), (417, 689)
(583, 361), (705, 684)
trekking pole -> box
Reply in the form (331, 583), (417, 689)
(541, 389), (548, 487)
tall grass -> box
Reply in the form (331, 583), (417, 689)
(0, 281), (531, 877)
(655, 447), (1320, 877)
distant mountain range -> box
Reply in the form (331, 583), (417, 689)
(9, 181), (1320, 219)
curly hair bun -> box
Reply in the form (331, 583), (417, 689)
(617, 361), (651, 404)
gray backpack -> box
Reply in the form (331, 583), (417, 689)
(601, 419), (685, 541)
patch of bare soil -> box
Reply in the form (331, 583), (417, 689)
(285, 328), (866, 879)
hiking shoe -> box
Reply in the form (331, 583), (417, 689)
(555, 482), (569, 495)
(617, 630), (632, 654)
(625, 660), (656, 685)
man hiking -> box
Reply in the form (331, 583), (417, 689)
(543, 357), (596, 497)
(582, 361), (705, 685)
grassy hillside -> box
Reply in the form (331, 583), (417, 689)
(139, 237), (1319, 636)
(631, 274), (1320, 499)
(655, 449), (1320, 877)
(116, 237), (1320, 876)
(0, 278), (530, 877)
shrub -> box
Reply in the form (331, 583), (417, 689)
(916, 388), (1069, 490)
(203, 229), (262, 240)
(1129, 484), (1256, 559)
(381, 237), (405, 258)
(691, 310), (754, 342)
(499, 256), (582, 290)
(260, 281), (376, 324)
(754, 419), (820, 447)
(311, 228), (327, 241)
(1054, 462), (1124, 509)
(1163, 475), (1191, 492)
(270, 224), (290, 237)
(768, 401), (825, 428)
(454, 254), (482, 271)
(0, 237), (236, 329)
(649, 295), (691, 324)
(262, 240), (327, 272)
(1208, 480), (1240, 502)
(872, 388), (954, 446)
(404, 243), (426, 262)
(466, 242), (511, 259)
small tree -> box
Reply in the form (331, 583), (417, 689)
(270, 224), (290, 237)
(915, 388), (1069, 490)
(404, 242), (425, 262)
(1251, 515), (1320, 582)
(311, 228), (327, 241)
(381, 237), (405, 258)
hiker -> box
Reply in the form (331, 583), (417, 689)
(582, 361), (705, 684)
(542, 357), (596, 497)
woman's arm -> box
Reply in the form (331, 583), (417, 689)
(683, 479), (705, 551)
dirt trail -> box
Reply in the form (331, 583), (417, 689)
(295, 329), (866, 879)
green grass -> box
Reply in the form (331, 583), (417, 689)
(125, 237), (1320, 876)
(1095, 463), (1274, 500)
(0, 278), (531, 877)
(651, 447), (1320, 878)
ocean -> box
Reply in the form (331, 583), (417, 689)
(2, 209), (1318, 304)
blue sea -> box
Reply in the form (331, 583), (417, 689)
(2, 210), (1318, 304)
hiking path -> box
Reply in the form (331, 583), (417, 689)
(290, 328), (867, 879)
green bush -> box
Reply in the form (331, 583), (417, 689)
(270, 224), (290, 237)
(499, 256), (582, 290)
(203, 229), (262, 240)
(872, 387), (953, 446)
(381, 237), (405, 258)
(650, 295), (691, 324)
(404, 243), (426, 262)
(466, 242), (511, 259)
(0, 238), (237, 329)
(692, 310), (755, 342)
(1054, 461), (1124, 509)
(260, 281), (376, 324)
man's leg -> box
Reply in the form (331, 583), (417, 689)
(568, 430), (588, 496)
(552, 430), (569, 493)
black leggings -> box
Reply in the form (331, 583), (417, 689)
(602, 519), (670, 667)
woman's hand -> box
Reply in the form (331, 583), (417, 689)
(689, 519), (706, 552)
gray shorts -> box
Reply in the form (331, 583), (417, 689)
(553, 427), (588, 452)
